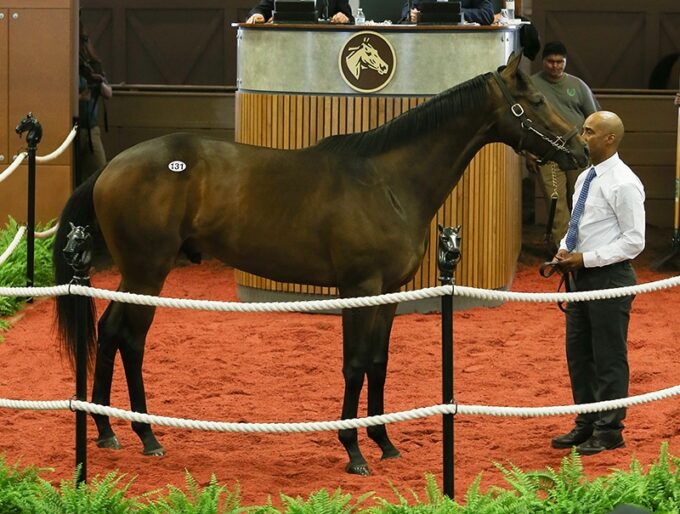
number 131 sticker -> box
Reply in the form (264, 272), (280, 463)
(168, 161), (187, 173)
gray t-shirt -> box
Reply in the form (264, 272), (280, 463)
(530, 71), (600, 130)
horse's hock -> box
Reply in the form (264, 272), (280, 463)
(235, 24), (523, 312)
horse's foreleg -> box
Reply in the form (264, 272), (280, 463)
(366, 302), (400, 460)
(338, 305), (377, 476)
(91, 303), (122, 449)
(119, 302), (164, 456)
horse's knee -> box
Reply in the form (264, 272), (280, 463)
(366, 424), (387, 439)
(338, 427), (358, 448)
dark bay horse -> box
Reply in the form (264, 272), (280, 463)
(54, 52), (588, 475)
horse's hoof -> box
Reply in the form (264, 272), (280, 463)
(143, 446), (165, 457)
(96, 436), (122, 450)
(345, 462), (370, 476)
(381, 448), (401, 460)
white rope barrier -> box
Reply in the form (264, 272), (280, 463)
(1, 273), (679, 311)
(0, 152), (27, 184)
(35, 126), (78, 163)
(0, 285), (69, 297)
(0, 226), (26, 267)
(0, 124), (77, 184)
(0, 223), (57, 268)
(35, 224), (58, 239)
(2, 384), (680, 433)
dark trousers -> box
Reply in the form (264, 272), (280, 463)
(566, 261), (636, 432)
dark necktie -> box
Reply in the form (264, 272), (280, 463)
(565, 166), (597, 252)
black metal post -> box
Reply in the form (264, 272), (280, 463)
(437, 225), (461, 499)
(73, 116), (81, 189)
(15, 113), (42, 295)
(26, 144), (36, 292)
(64, 225), (93, 485)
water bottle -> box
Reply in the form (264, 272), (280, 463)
(355, 7), (365, 25)
(505, 0), (515, 19)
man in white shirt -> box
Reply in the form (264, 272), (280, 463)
(550, 111), (646, 456)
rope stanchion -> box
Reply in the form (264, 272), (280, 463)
(437, 225), (461, 498)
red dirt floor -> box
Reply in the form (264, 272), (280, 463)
(1, 225), (680, 507)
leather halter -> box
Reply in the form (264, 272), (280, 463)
(492, 72), (580, 166)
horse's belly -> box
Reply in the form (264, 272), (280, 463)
(207, 239), (337, 287)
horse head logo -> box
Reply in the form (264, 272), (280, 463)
(345, 37), (389, 80)
(339, 32), (396, 93)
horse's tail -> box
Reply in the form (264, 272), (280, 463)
(53, 168), (105, 369)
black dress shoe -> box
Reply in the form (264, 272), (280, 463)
(551, 426), (593, 449)
(575, 431), (625, 456)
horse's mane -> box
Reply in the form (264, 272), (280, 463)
(314, 72), (492, 157)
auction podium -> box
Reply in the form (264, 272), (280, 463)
(235, 23), (522, 311)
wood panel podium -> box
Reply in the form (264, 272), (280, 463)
(234, 23), (522, 311)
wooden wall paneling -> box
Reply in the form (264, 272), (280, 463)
(82, 0), (253, 86)
(597, 95), (677, 132)
(0, 9), (7, 165)
(293, 95), (301, 147)
(3, 0), (70, 6)
(532, 0), (680, 89)
(8, 8), (72, 165)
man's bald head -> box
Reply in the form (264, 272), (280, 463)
(591, 111), (624, 142)
(582, 111), (626, 165)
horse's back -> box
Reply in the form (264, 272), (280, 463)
(92, 132), (425, 290)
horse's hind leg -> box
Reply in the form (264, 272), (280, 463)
(366, 302), (400, 460)
(91, 303), (123, 449)
(118, 300), (164, 456)
(90, 299), (163, 455)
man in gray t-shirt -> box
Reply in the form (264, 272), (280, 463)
(527, 41), (600, 249)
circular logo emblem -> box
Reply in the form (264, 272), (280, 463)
(168, 160), (187, 173)
(338, 31), (396, 93)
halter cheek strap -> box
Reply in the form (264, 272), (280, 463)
(492, 72), (579, 165)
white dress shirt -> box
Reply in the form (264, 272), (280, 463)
(559, 153), (645, 268)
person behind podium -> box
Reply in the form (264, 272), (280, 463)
(401, 0), (494, 24)
(246, 0), (353, 24)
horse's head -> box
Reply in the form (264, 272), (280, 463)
(346, 38), (389, 77)
(63, 223), (93, 279)
(492, 52), (589, 171)
(15, 112), (43, 146)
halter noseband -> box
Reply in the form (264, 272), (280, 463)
(492, 72), (579, 165)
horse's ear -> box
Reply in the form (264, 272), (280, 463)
(504, 50), (523, 75)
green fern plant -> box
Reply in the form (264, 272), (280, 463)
(279, 488), (373, 514)
(0, 456), (44, 514)
(0, 216), (56, 320)
(35, 466), (141, 514)
(144, 471), (242, 513)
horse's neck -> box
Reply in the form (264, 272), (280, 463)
(377, 107), (495, 224)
